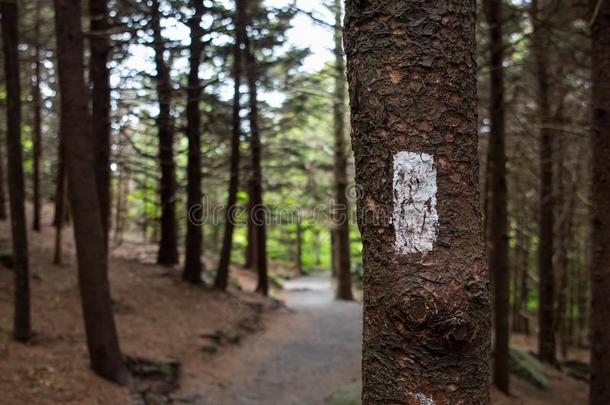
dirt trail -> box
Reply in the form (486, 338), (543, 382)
(177, 273), (363, 405)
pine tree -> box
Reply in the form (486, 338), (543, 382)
(345, 0), (490, 401)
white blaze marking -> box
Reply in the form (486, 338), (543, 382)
(413, 393), (436, 405)
(393, 152), (438, 254)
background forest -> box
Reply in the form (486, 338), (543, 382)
(0, 0), (605, 404)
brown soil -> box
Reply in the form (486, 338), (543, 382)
(0, 208), (592, 404)
(0, 211), (274, 404)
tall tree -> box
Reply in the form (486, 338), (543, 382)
(345, 0), (490, 402)
(31, 0), (43, 232)
(53, 0), (128, 384)
(89, 0), (112, 244)
(215, 0), (245, 290)
(244, 2), (268, 296)
(590, 0), (610, 402)
(152, 0), (179, 266)
(183, 0), (205, 284)
(331, 0), (353, 301)
(531, 0), (555, 364)
(484, 0), (509, 393)
(1, 0), (31, 342)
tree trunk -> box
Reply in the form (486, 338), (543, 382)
(89, 0), (112, 245)
(345, 1), (490, 402)
(244, 13), (268, 296)
(590, 0), (610, 401)
(53, 0), (128, 384)
(484, 0), (509, 394)
(295, 220), (303, 275)
(512, 216), (530, 335)
(53, 190), (65, 265)
(531, 0), (555, 365)
(216, 0), (245, 290)
(332, 0), (353, 301)
(53, 135), (66, 265)
(53, 141), (65, 227)
(32, 0), (43, 232)
(152, 0), (178, 266)
(1, 0), (31, 342)
(0, 131), (6, 221)
(183, 0), (205, 284)
(554, 108), (573, 360)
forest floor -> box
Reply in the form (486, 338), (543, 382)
(0, 211), (591, 404)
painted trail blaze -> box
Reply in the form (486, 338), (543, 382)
(393, 152), (438, 254)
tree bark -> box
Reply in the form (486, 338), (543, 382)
(1, 0), (31, 342)
(345, 1), (490, 402)
(216, 0), (245, 290)
(484, 0), (509, 394)
(531, 0), (555, 365)
(53, 0), (128, 384)
(89, 0), (112, 245)
(32, 0), (43, 232)
(590, 0), (610, 401)
(243, 9), (268, 296)
(152, 0), (178, 266)
(332, 0), (353, 301)
(183, 0), (205, 284)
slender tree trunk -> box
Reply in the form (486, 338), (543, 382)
(183, 0), (205, 284)
(554, 111), (573, 360)
(53, 140), (67, 265)
(513, 218), (530, 335)
(330, 229), (338, 277)
(32, 0), (43, 232)
(295, 219), (303, 275)
(1, 0), (31, 343)
(0, 131), (6, 220)
(590, 0), (610, 401)
(53, 143), (65, 227)
(216, 0), (245, 290)
(484, 0), (509, 393)
(152, 0), (178, 266)
(244, 33), (268, 296)
(531, 0), (555, 364)
(332, 0), (353, 301)
(53, 133), (66, 265)
(89, 0), (112, 245)
(53, 0), (128, 384)
(345, 1), (490, 402)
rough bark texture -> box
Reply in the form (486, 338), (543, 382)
(152, 0), (179, 266)
(32, 0), (43, 232)
(1, 0), (31, 342)
(183, 0), (205, 284)
(89, 0), (112, 244)
(332, 0), (353, 301)
(53, 0), (128, 384)
(345, 1), (491, 403)
(244, 9), (268, 296)
(531, 0), (555, 365)
(484, 0), (509, 393)
(216, 0), (245, 290)
(590, 0), (610, 402)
